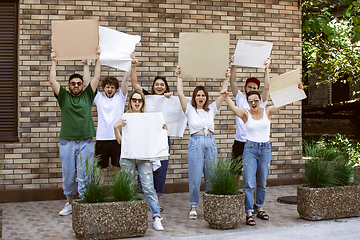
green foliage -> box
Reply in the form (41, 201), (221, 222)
(81, 156), (109, 204)
(303, 138), (355, 188)
(110, 169), (137, 202)
(207, 157), (242, 195)
(302, 0), (360, 92)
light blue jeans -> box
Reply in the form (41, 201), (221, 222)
(120, 158), (161, 218)
(59, 138), (94, 199)
(187, 133), (217, 205)
(242, 140), (271, 213)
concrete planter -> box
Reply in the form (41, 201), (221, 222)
(72, 199), (148, 239)
(203, 192), (245, 229)
(297, 185), (360, 220)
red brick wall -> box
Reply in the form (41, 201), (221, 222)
(0, 0), (303, 191)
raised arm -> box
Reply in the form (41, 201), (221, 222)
(229, 55), (239, 97)
(266, 105), (283, 119)
(49, 49), (60, 96)
(222, 90), (248, 123)
(82, 60), (90, 87)
(261, 57), (271, 102)
(90, 47), (101, 93)
(130, 58), (142, 92)
(215, 69), (230, 111)
(176, 66), (187, 112)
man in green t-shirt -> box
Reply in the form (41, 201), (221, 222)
(49, 47), (101, 216)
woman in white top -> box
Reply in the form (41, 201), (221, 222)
(222, 90), (283, 226)
(113, 90), (166, 231)
(176, 67), (230, 219)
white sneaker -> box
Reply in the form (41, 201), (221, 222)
(153, 217), (164, 231)
(59, 202), (72, 216)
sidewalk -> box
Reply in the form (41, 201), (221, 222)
(1, 185), (359, 239)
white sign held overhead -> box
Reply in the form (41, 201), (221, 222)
(98, 26), (141, 71)
(269, 69), (307, 108)
(232, 40), (273, 68)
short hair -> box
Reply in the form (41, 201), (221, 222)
(246, 90), (261, 100)
(191, 86), (209, 111)
(245, 78), (260, 88)
(69, 73), (83, 83)
(127, 89), (146, 113)
(151, 76), (170, 95)
(101, 76), (119, 91)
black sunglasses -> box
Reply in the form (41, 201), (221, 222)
(131, 98), (144, 103)
(70, 81), (83, 86)
(247, 99), (260, 104)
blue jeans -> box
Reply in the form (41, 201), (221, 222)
(59, 138), (94, 198)
(153, 136), (171, 196)
(120, 158), (161, 218)
(187, 133), (217, 205)
(242, 140), (271, 213)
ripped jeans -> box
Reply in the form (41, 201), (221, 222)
(120, 158), (161, 218)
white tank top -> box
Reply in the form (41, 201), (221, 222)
(245, 108), (270, 143)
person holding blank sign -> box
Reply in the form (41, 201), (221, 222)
(49, 47), (101, 216)
(221, 89), (284, 226)
(176, 66), (230, 220)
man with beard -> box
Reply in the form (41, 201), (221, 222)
(83, 55), (136, 183)
(49, 47), (101, 216)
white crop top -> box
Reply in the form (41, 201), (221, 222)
(185, 101), (219, 135)
(245, 108), (270, 143)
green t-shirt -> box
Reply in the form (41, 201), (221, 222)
(55, 84), (96, 140)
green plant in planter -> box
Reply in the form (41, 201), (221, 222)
(81, 155), (109, 203)
(303, 146), (355, 188)
(207, 156), (242, 195)
(110, 169), (137, 202)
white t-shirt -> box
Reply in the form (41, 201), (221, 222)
(185, 101), (220, 135)
(234, 90), (267, 142)
(245, 108), (270, 143)
(94, 90), (127, 140)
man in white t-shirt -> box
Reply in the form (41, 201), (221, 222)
(83, 59), (135, 183)
(229, 56), (270, 171)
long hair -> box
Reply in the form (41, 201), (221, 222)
(191, 86), (209, 111)
(151, 76), (170, 95)
(127, 90), (146, 113)
(101, 76), (119, 91)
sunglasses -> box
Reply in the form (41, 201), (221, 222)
(131, 98), (144, 103)
(70, 82), (83, 86)
(247, 99), (260, 104)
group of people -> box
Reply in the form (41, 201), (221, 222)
(49, 47), (290, 231)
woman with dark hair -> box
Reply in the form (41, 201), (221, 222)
(130, 60), (171, 210)
(222, 89), (284, 226)
(176, 66), (230, 219)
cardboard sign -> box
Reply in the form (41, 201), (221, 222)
(51, 19), (99, 60)
(269, 69), (307, 108)
(178, 33), (229, 79)
(232, 40), (273, 68)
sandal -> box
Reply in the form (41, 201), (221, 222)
(189, 206), (197, 220)
(256, 210), (269, 220)
(246, 215), (256, 226)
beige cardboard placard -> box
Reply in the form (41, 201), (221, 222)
(269, 69), (307, 108)
(51, 19), (99, 60)
(178, 33), (229, 79)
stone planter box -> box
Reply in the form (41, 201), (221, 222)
(203, 192), (245, 229)
(72, 199), (148, 239)
(297, 185), (360, 220)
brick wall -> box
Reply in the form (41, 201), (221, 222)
(0, 0), (303, 192)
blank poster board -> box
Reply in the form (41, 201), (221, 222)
(269, 69), (307, 108)
(232, 40), (273, 68)
(51, 19), (99, 60)
(178, 33), (229, 79)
